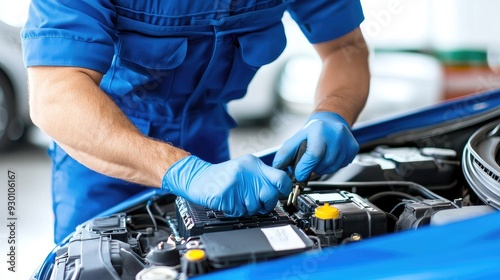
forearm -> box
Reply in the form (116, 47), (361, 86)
(313, 28), (370, 126)
(28, 66), (189, 187)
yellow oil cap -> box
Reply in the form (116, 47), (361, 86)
(314, 203), (340, 220)
(184, 249), (206, 262)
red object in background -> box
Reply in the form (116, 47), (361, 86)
(438, 50), (500, 100)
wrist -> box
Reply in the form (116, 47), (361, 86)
(142, 140), (190, 188)
(161, 155), (209, 194)
(308, 111), (351, 129)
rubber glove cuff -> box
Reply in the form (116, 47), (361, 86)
(305, 112), (351, 129)
(161, 155), (209, 196)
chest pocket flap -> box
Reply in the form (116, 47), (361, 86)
(104, 32), (188, 98)
(237, 22), (287, 68)
(119, 32), (187, 70)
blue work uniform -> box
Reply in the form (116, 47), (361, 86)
(22, 0), (364, 243)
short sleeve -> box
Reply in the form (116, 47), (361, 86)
(287, 0), (364, 44)
(21, 0), (117, 73)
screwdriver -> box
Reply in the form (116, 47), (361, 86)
(287, 140), (309, 206)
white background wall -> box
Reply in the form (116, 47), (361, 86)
(0, 0), (30, 27)
(360, 0), (500, 51)
(3, 0), (500, 51)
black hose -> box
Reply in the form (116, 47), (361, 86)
(306, 181), (452, 202)
(368, 191), (420, 203)
(146, 200), (158, 232)
(385, 212), (399, 223)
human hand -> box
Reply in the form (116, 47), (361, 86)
(162, 155), (292, 216)
(273, 112), (359, 181)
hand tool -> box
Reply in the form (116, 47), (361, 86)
(287, 140), (309, 206)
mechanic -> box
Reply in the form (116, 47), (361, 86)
(22, 0), (370, 243)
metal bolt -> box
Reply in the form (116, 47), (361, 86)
(350, 233), (362, 241)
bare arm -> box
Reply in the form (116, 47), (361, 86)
(313, 27), (370, 125)
(28, 66), (189, 188)
(273, 27), (369, 177)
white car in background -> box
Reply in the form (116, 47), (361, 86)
(0, 20), (28, 150)
(228, 13), (444, 125)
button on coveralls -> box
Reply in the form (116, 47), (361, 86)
(22, 0), (364, 243)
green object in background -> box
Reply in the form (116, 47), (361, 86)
(435, 49), (488, 66)
(373, 48), (488, 67)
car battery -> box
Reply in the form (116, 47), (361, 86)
(175, 197), (291, 238)
(296, 190), (387, 244)
(200, 224), (314, 268)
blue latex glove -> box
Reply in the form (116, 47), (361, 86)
(273, 112), (359, 182)
(162, 155), (292, 216)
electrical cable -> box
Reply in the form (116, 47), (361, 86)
(153, 198), (166, 216)
(306, 181), (450, 203)
(166, 216), (182, 243)
(130, 214), (169, 225)
(146, 200), (158, 232)
(368, 191), (420, 203)
(384, 212), (399, 223)
(307, 235), (322, 250)
(389, 200), (416, 215)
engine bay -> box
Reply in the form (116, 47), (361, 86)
(46, 117), (500, 280)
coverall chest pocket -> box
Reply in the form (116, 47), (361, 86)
(221, 22), (287, 101)
(105, 32), (188, 101)
(238, 22), (287, 68)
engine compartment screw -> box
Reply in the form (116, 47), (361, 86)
(351, 233), (362, 241)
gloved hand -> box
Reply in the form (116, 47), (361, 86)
(273, 112), (359, 182)
(162, 154), (292, 216)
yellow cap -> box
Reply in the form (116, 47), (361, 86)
(184, 249), (205, 261)
(314, 203), (340, 219)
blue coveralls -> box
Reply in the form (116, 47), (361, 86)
(22, 0), (364, 243)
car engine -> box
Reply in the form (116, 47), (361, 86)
(45, 119), (500, 280)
